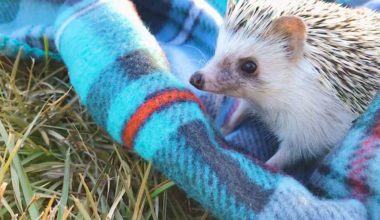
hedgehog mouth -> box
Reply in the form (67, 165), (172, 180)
(201, 82), (225, 93)
(202, 83), (240, 97)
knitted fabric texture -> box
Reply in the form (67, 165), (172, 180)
(0, 0), (379, 219)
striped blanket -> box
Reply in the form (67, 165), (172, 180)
(1, 0), (379, 219)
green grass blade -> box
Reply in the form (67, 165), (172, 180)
(0, 197), (16, 218)
(150, 181), (175, 199)
(0, 120), (9, 141)
(43, 35), (49, 64)
(8, 142), (40, 219)
(11, 165), (23, 213)
(57, 148), (71, 220)
(2, 109), (44, 219)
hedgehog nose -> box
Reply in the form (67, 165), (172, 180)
(189, 72), (204, 90)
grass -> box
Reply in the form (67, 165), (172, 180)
(0, 51), (212, 220)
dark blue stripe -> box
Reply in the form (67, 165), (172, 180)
(178, 120), (274, 212)
(65, 0), (86, 5)
(307, 175), (329, 198)
(86, 49), (163, 127)
(166, 1), (195, 42)
(0, 0), (20, 23)
(132, 0), (172, 34)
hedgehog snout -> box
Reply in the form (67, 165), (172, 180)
(189, 71), (205, 90)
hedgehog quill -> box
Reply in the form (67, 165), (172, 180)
(189, 0), (380, 169)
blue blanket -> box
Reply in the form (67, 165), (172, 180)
(1, 0), (380, 219)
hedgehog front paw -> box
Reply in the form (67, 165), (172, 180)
(266, 147), (291, 169)
(220, 124), (236, 136)
(220, 99), (252, 136)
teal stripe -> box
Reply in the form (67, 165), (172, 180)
(54, 0), (99, 28)
(218, 185), (229, 218)
(206, 0), (227, 14)
(202, 165), (211, 201)
(58, 0), (166, 103)
(229, 195), (239, 218)
(226, 150), (281, 190)
(106, 72), (184, 143)
(368, 196), (380, 220)
(0, 35), (60, 59)
(323, 175), (350, 198)
(134, 102), (206, 160)
(331, 129), (364, 173)
(209, 174), (220, 211)
(326, 129), (364, 197)
(368, 153), (380, 191)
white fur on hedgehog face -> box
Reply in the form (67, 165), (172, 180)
(199, 27), (299, 105)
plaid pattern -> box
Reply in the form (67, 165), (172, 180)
(0, 0), (379, 219)
(310, 93), (380, 220)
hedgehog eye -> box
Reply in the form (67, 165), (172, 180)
(240, 61), (257, 75)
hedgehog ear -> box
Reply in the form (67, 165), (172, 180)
(271, 16), (306, 62)
(226, 0), (236, 16)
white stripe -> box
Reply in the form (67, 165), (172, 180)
(169, 0), (223, 45)
(30, 25), (45, 48)
(194, 0), (223, 26)
(169, 1), (201, 45)
(54, 0), (114, 51)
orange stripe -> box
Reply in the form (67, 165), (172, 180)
(123, 90), (205, 148)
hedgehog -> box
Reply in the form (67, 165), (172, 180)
(189, 0), (380, 168)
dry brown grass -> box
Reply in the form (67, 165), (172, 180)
(0, 51), (212, 220)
